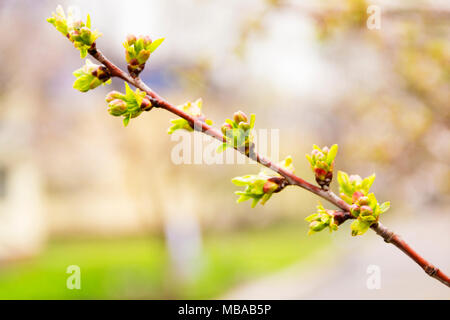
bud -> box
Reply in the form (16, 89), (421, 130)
(140, 97), (152, 111)
(357, 196), (369, 206)
(93, 66), (110, 82)
(312, 149), (324, 159)
(360, 205), (373, 216)
(105, 91), (124, 103)
(263, 181), (279, 194)
(238, 122), (251, 131)
(126, 34), (137, 46)
(137, 50), (151, 64)
(350, 204), (360, 217)
(142, 35), (152, 46)
(349, 175), (362, 184)
(307, 145), (338, 190)
(108, 99), (127, 116)
(352, 191), (364, 203)
(314, 167), (327, 180)
(80, 27), (92, 43)
(310, 221), (326, 232)
(221, 122), (232, 135)
(73, 20), (84, 29)
(233, 111), (248, 124)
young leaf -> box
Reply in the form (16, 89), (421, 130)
(86, 14), (91, 28)
(379, 201), (390, 213)
(123, 114), (131, 127)
(327, 144), (338, 165)
(149, 38), (165, 53)
(350, 219), (371, 236)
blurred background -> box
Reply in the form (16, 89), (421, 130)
(0, 0), (449, 299)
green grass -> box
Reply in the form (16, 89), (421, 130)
(0, 223), (330, 299)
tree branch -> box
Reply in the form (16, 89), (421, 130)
(87, 45), (450, 288)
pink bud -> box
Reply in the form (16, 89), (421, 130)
(233, 111), (248, 124)
(352, 191), (364, 203)
(221, 122), (233, 135)
(126, 34), (137, 46)
(360, 205), (373, 216)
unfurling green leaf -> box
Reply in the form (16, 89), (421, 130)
(47, 6), (102, 58)
(73, 59), (111, 92)
(350, 219), (371, 236)
(220, 111), (256, 155)
(167, 99), (212, 134)
(105, 83), (150, 126)
(305, 202), (339, 235)
(149, 38), (165, 53)
(306, 144), (338, 189)
(337, 171), (376, 203)
(123, 35), (164, 76)
(339, 171), (390, 236)
(379, 201), (390, 213)
(232, 157), (292, 207)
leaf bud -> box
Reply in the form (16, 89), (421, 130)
(108, 99), (127, 116)
(263, 180), (279, 194)
(126, 34), (137, 46)
(350, 204), (361, 217)
(360, 205), (373, 216)
(140, 97), (152, 111)
(357, 196), (369, 206)
(352, 191), (364, 203)
(221, 122), (232, 135)
(106, 91), (125, 103)
(310, 221), (327, 232)
(233, 111), (248, 124)
(142, 35), (152, 46)
(238, 122), (251, 131)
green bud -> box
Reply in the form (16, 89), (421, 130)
(310, 221), (326, 232)
(238, 122), (251, 131)
(350, 204), (360, 217)
(73, 59), (111, 92)
(105, 91), (125, 103)
(233, 111), (248, 124)
(360, 205), (373, 216)
(306, 145), (338, 190)
(123, 35), (158, 75)
(108, 99), (127, 116)
(136, 50), (151, 65)
(221, 122), (232, 135)
(357, 196), (369, 206)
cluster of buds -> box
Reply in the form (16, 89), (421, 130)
(73, 59), (111, 92)
(305, 203), (339, 235)
(306, 144), (338, 190)
(232, 156), (293, 207)
(167, 99), (213, 134)
(47, 6), (102, 58)
(337, 171), (390, 236)
(123, 35), (164, 77)
(219, 111), (256, 156)
(105, 83), (152, 126)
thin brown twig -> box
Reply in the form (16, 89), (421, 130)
(87, 44), (450, 288)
